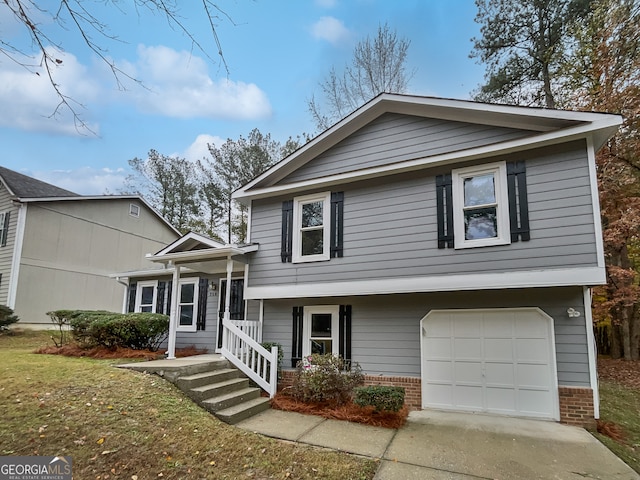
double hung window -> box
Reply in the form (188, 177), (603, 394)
(452, 162), (510, 249)
(177, 279), (199, 332)
(292, 192), (331, 263)
(135, 281), (157, 312)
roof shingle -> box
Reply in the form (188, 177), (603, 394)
(0, 166), (79, 198)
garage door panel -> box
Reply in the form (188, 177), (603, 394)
(453, 385), (483, 409)
(484, 338), (514, 361)
(453, 338), (482, 359)
(427, 317), (452, 336)
(454, 362), (483, 384)
(422, 308), (558, 421)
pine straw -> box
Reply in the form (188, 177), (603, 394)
(270, 392), (408, 429)
(34, 343), (207, 360)
(597, 419), (627, 443)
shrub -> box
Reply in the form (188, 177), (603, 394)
(290, 354), (364, 406)
(354, 385), (405, 413)
(63, 310), (169, 350)
(0, 305), (19, 330)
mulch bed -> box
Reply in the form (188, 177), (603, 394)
(270, 392), (408, 429)
(34, 343), (207, 359)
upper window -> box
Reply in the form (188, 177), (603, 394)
(177, 279), (199, 332)
(0, 211), (10, 247)
(452, 162), (510, 249)
(292, 192), (331, 263)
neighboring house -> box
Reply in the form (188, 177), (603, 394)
(121, 94), (622, 427)
(0, 166), (180, 328)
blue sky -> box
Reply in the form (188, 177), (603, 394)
(0, 0), (485, 194)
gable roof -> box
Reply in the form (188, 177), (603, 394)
(233, 93), (622, 203)
(0, 166), (181, 236)
(0, 166), (79, 198)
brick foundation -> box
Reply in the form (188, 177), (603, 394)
(558, 386), (596, 429)
(279, 371), (596, 428)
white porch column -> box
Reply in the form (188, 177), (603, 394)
(224, 256), (233, 322)
(167, 264), (181, 360)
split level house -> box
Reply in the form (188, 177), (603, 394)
(0, 166), (180, 328)
(118, 94), (622, 427)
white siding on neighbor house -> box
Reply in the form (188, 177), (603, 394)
(0, 185), (18, 306)
(248, 140), (598, 288)
(257, 287), (591, 387)
(15, 199), (179, 326)
(280, 113), (534, 184)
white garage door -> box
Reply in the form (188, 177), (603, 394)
(421, 308), (559, 420)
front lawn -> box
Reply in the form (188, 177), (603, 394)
(596, 358), (640, 474)
(0, 330), (377, 480)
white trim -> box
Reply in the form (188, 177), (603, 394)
(586, 137), (606, 268)
(584, 287), (600, 419)
(452, 161), (510, 249)
(244, 267), (606, 300)
(420, 307), (560, 421)
(302, 305), (339, 357)
(7, 203), (26, 309)
(167, 265), (181, 359)
(246, 201), (252, 243)
(217, 273), (244, 353)
(135, 280), (158, 312)
(292, 192), (331, 263)
(176, 278), (199, 333)
(153, 231), (227, 256)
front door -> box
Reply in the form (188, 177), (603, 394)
(217, 278), (244, 349)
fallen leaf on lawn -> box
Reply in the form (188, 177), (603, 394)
(38, 426), (47, 433)
(131, 476), (138, 480)
(97, 437), (105, 445)
(102, 450), (118, 455)
(209, 461), (216, 466)
(107, 405), (114, 410)
(157, 473), (163, 477)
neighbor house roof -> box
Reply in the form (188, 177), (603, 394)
(0, 166), (79, 198)
(0, 165), (181, 236)
(232, 93), (623, 203)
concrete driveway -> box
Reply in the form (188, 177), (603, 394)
(238, 409), (639, 479)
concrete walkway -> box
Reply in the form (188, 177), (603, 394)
(237, 409), (640, 479)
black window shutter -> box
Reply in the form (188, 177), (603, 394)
(196, 278), (208, 330)
(507, 161), (531, 242)
(330, 192), (344, 258)
(338, 305), (352, 364)
(156, 282), (166, 314)
(291, 306), (304, 368)
(1, 212), (10, 247)
(281, 200), (293, 262)
(127, 282), (137, 313)
(436, 174), (454, 248)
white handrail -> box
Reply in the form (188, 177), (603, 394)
(221, 318), (278, 397)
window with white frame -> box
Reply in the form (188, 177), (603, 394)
(177, 279), (199, 332)
(135, 281), (158, 312)
(292, 192), (331, 263)
(0, 211), (9, 247)
(302, 305), (339, 357)
(452, 162), (510, 249)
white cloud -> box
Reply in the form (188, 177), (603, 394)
(124, 45), (272, 120)
(182, 134), (226, 162)
(33, 167), (128, 195)
(0, 48), (101, 135)
(310, 16), (351, 45)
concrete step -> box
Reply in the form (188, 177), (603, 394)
(201, 387), (261, 413)
(216, 396), (271, 425)
(176, 368), (239, 390)
(189, 377), (249, 403)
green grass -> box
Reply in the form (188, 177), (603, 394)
(0, 330), (378, 480)
(595, 379), (640, 474)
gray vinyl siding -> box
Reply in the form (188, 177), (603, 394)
(249, 140), (597, 287)
(280, 113), (533, 184)
(258, 287), (591, 387)
(0, 186), (17, 305)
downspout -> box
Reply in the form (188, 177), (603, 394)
(115, 277), (129, 313)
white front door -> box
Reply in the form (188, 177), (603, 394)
(420, 308), (559, 420)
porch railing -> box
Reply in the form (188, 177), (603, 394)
(220, 318), (278, 397)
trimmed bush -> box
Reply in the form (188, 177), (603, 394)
(0, 305), (19, 330)
(354, 385), (405, 413)
(50, 309), (169, 351)
(290, 354), (364, 406)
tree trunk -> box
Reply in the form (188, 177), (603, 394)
(610, 323), (623, 359)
